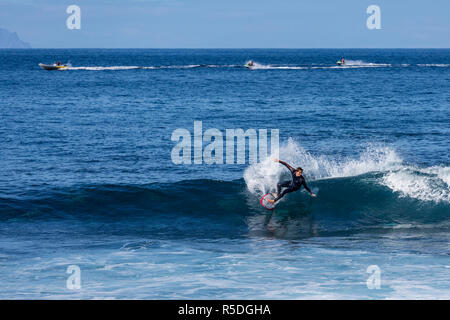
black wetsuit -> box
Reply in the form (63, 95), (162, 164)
(274, 161), (312, 202)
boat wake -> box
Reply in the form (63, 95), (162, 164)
(60, 61), (450, 71)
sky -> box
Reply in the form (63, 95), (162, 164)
(1, 0), (450, 48)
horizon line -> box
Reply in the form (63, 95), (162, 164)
(2, 47), (450, 50)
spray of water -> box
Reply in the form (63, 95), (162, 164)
(243, 138), (449, 203)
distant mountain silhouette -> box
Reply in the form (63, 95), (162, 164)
(0, 28), (31, 48)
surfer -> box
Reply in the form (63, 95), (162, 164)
(266, 159), (316, 204)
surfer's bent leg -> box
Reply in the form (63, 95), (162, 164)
(276, 181), (291, 195)
(274, 185), (297, 202)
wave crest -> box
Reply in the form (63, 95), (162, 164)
(244, 139), (402, 195)
(382, 166), (450, 203)
(244, 139), (449, 204)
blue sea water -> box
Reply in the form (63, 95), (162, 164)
(0, 49), (449, 299)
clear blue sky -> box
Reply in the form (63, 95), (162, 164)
(1, 0), (450, 48)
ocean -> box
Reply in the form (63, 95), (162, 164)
(0, 49), (449, 299)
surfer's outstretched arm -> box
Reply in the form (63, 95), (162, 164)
(301, 179), (317, 197)
(274, 158), (295, 173)
(302, 180), (315, 196)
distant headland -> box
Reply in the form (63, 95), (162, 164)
(0, 28), (31, 48)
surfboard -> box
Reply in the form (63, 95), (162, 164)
(260, 193), (276, 210)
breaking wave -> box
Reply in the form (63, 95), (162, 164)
(244, 138), (449, 204)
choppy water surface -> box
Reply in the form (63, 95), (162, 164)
(0, 49), (449, 299)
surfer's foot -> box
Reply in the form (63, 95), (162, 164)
(267, 199), (275, 204)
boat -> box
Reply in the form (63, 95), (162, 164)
(336, 59), (345, 66)
(39, 63), (69, 71)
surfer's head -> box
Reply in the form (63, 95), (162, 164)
(295, 167), (303, 176)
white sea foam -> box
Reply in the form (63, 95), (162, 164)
(248, 62), (307, 70)
(382, 166), (450, 203)
(69, 66), (142, 71)
(343, 59), (391, 67)
(248, 60), (391, 70)
(163, 64), (202, 69)
(68, 65), (204, 71)
(417, 64), (450, 67)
